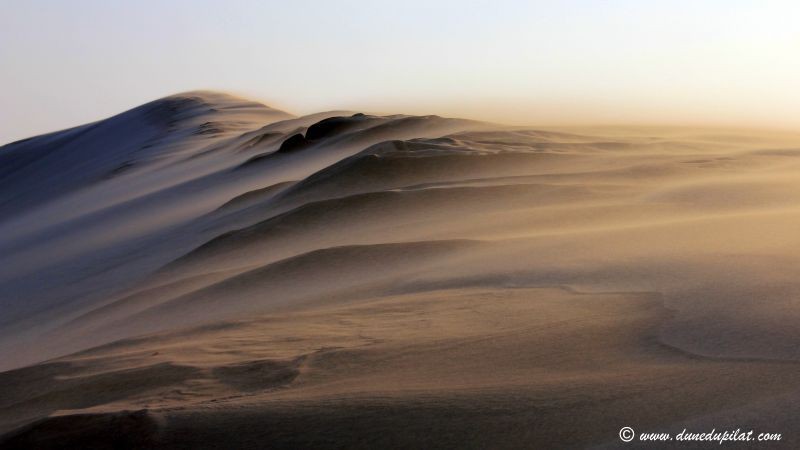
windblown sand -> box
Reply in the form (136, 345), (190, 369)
(2, 92), (800, 448)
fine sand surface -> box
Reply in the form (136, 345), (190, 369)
(2, 91), (800, 448)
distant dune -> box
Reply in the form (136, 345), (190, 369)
(2, 92), (800, 448)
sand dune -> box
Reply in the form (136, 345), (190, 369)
(2, 92), (800, 447)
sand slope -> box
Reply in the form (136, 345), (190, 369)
(2, 92), (800, 447)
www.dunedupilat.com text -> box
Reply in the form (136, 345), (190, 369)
(619, 427), (782, 444)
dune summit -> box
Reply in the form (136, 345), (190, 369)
(2, 91), (800, 448)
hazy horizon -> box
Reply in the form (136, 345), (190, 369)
(2, 0), (799, 144)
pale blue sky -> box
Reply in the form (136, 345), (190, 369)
(1, 0), (799, 143)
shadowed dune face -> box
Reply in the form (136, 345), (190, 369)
(0, 98), (487, 369)
(3, 92), (800, 447)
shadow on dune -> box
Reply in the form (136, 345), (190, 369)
(0, 409), (160, 450)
